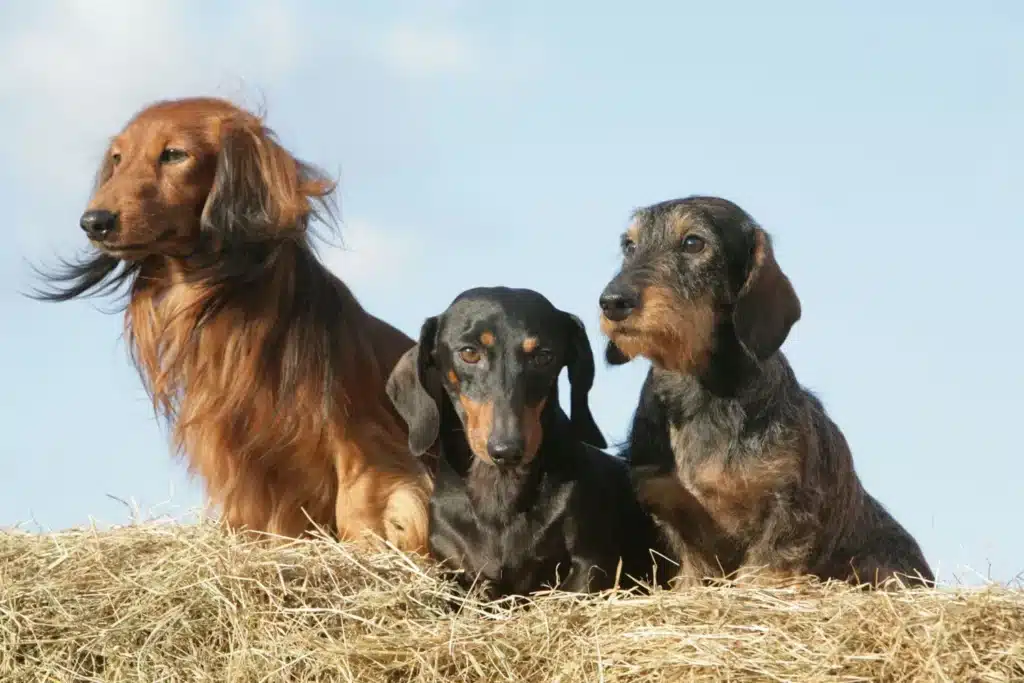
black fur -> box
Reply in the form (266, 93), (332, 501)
(387, 287), (674, 599)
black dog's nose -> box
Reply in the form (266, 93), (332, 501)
(599, 286), (639, 322)
(80, 209), (118, 239)
(487, 437), (525, 465)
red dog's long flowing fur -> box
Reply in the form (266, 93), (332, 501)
(36, 97), (434, 551)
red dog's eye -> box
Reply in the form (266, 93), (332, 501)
(159, 148), (189, 164)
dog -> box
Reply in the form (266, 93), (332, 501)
(385, 287), (673, 599)
(598, 196), (934, 588)
(34, 97), (434, 552)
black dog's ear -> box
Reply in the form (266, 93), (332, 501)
(604, 340), (631, 366)
(386, 316), (441, 456)
(732, 228), (802, 361)
(563, 313), (608, 449)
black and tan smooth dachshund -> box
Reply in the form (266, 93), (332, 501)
(386, 286), (674, 599)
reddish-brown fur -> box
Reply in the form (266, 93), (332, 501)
(39, 97), (434, 551)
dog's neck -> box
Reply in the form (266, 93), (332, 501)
(123, 238), (378, 441)
(655, 321), (799, 430)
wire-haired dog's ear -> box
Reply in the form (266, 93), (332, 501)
(201, 122), (334, 242)
(604, 340), (631, 366)
(386, 316), (441, 456)
(564, 312), (608, 449)
(732, 228), (802, 361)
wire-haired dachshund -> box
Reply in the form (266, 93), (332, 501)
(386, 287), (673, 599)
(598, 196), (934, 589)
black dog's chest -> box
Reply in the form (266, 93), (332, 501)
(430, 473), (576, 596)
(478, 513), (568, 589)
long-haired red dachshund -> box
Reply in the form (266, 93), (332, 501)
(35, 97), (434, 552)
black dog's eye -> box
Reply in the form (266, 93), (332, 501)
(159, 148), (189, 164)
(681, 234), (705, 254)
(621, 237), (637, 257)
(110, 152), (122, 166)
(458, 347), (482, 364)
(530, 350), (554, 367)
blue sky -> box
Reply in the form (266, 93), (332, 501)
(1, 0), (1020, 585)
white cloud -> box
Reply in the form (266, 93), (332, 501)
(377, 22), (479, 78)
(351, 18), (543, 83)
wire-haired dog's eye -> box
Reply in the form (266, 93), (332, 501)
(681, 234), (706, 254)
(459, 347), (482, 364)
(110, 152), (122, 166)
(159, 148), (189, 164)
(621, 237), (637, 257)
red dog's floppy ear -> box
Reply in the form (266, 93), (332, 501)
(201, 120), (335, 242)
(731, 228), (802, 361)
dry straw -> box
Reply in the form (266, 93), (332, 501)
(2, 519), (1022, 682)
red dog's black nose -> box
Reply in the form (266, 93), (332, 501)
(79, 209), (118, 239)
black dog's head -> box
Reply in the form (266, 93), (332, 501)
(598, 196), (801, 373)
(386, 287), (607, 468)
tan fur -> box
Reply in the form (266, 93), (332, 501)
(601, 288), (717, 373)
(521, 337), (539, 353)
(521, 398), (548, 465)
(458, 395), (495, 464)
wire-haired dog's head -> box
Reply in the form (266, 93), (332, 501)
(598, 196), (801, 374)
(34, 96), (336, 303)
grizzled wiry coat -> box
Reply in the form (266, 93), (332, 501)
(598, 195), (934, 587)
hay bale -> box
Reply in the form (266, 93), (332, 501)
(1, 521), (1021, 682)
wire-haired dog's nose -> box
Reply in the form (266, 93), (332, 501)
(599, 286), (639, 322)
(487, 437), (525, 466)
(80, 210), (118, 239)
